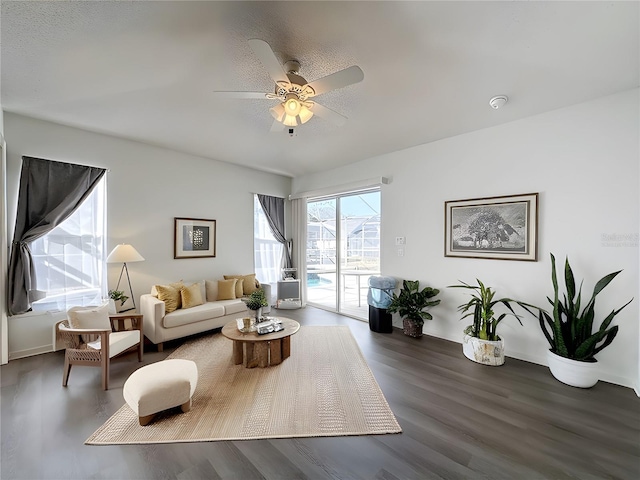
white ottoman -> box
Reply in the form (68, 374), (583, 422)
(123, 359), (198, 426)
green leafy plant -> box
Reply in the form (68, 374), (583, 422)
(539, 253), (633, 362)
(108, 289), (129, 306)
(245, 289), (268, 311)
(387, 280), (440, 327)
(449, 279), (537, 341)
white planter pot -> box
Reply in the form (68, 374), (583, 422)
(107, 299), (117, 314)
(462, 334), (505, 366)
(546, 350), (599, 388)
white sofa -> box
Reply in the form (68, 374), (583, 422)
(140, 280), (271, 351)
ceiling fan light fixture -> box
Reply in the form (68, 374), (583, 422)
(269, 103), (285, 121)
(298, 105), (314, 124)
(283, 114), (298, 127)
(284, 93), (302, 116)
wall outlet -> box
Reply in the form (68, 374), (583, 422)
(395, 236), (405, 245)
(397, 248), (404, 257)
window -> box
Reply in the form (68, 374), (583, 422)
(254, 195), (284, 284)
(29, 177), (107, 312)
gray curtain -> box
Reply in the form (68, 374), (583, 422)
(257, 194), (293, 269)
(8, 156), (107, 315)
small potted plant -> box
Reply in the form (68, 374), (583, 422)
(449, 279), (537, 366)
(245, 289), (268, 321)
(108, 289), (129, 313)
(538, 253), (633, 387)
(387, 280), (440, 338)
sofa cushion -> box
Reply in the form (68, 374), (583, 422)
(163, 302), (226, 329)
(181, 282), (204, 309)
(217, 279), (237, 300)
(220, 299), (248, 316)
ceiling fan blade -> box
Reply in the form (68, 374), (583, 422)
(248, 39), (290, 87)
(311, 102), (348, 126)
(305, 65), (364, 97)
(212, 91), (271, 99)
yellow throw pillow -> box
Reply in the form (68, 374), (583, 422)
(224, 275), (245, 297)
(155, 283), (182, 313)
(224, 274), (258, 295)
(151, 280), (183, 297)
(242, 273), (258, 295)
(181, 282), (204, 309)
(217, 278), (238, 300)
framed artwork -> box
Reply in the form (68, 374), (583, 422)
(174, 217), (216, 259)
(444, 193), (538, 261)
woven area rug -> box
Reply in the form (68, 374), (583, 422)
(86, 325), (401, 445)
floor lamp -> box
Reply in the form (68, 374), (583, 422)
(106, 244), (145, 312)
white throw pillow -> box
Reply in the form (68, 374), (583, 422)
(68, 304), (112, 330)
(205, 279), (219, 302)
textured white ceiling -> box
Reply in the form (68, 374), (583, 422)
(2, 1), (638, 177)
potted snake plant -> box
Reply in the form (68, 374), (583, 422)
(387, 280), (440, 338)
(539, 253), (632, 387)
(449, 279), (538, 366)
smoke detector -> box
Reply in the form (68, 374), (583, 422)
(489, 95), (508, 109)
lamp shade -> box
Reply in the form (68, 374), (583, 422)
(106, 244), (145, 263)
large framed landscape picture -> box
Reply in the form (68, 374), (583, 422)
(174, 217), (216, 259)
(445, 193), (538, 261)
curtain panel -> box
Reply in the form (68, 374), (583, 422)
(257, 194), (293, 269)
(8, 156), (107, 315)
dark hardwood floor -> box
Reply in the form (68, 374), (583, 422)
(1, 306), (639, 480)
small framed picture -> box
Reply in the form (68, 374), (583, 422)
(444, 193), (538, 261)
(174, 217), (216, 259)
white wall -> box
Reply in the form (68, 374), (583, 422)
(1, 126), (8, 365)
(4, 113), (291, 359)
(293, 89), (640, 389)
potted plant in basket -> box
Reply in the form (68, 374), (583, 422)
(538, 253), (633, 388)
(245, 289), (268, 321)
(387, 280), (440, 338)
(449, 279), (538, 366)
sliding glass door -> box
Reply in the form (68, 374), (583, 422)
(306, 189), (380, 319)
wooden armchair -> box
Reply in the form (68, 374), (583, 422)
(56, 310), (143, 390)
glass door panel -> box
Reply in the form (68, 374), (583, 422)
(306, 190), (380, 319)
(339, 191), (381, 318)
(306, 198), (337, 311)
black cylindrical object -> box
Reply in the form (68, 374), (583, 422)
(367, 276), (396, 333)
(369, 305), (393, 333)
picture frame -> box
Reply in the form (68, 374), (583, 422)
(444, 193), (538, 261)
(174, 217), (216, 259)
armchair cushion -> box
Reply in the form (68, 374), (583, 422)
(87, 330), (142, 357)
(68, 304), (111, 330)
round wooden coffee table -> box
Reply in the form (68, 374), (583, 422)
(221, 317), (300, 368)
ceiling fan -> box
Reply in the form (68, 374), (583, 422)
(215, 39), (364, 131)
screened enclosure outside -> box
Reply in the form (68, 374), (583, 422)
(306, 190), (380, 319)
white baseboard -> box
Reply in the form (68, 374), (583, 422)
(8, 343), (53, 361)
